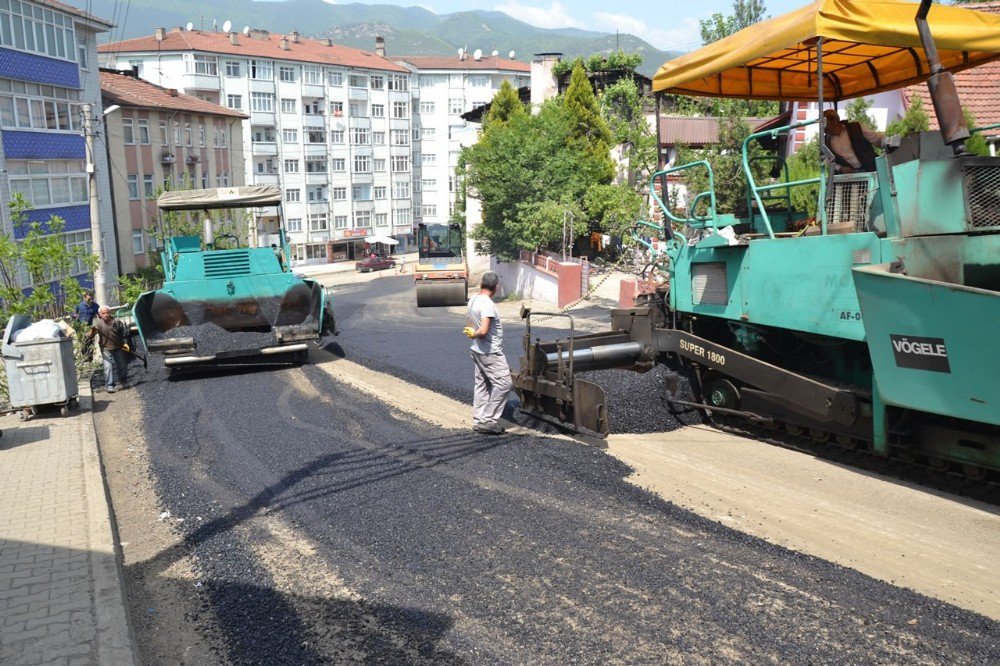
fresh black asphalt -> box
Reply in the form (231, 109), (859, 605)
(128, 275), (999, 663)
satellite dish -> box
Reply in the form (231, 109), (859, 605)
(242, 25), (250, 36)
(491, 49), (498, 57)
(473, 48), (482, 60)
(508, 50), (516, 59)
(457, 47), (464, 59)
(222, 20), (232, 33)
(185, 22), (193, 31)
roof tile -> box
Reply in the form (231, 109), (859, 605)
(398, 56), (529, 73)
(100, 70), (248, 118)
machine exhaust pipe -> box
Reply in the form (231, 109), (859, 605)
(915, 0), (969, 154)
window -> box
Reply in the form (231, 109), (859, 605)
(285, 188), (300, 202)
(332, 158), (346, 172)
(307, 186), (327, 202)
(160, 121), (168, 146)
(143, 174), (154, 198)
(349, 101), (367, 117)
(327, 70), (343, 86)
(334, 215), (348, 229)
(131, 229), (144, 255)
(303, 66), (322, 85)
(374, 186), (387, 199)
(250, 59), (273, 80)
(280, 98), (297, 113)
(256, 159), (275, 174)
(252, 126), (276, 142)
(217, 171), (231, 186)
(371, 104), (384, 118)
(352, 127), (370, 145)
(391, 129), (409, 146)
(373, 131), (385, 145)
(199, 124), (205, 147)
(391, 155), (409, 172)
(286, 217), (302, 232)
(184, 123), (192, 146)
(422, 204), (437, 217)
(330, 101), (343, 117)
(370, 75), (384, 90)
(126, 174), (138, 200)
(279, 66), (296, 82)
(0, 5), (79, 61)
(226, 94), (242, 110)
(355, 210), (372, 228)
(418, 75), (439, 88)
(332, 187), (347, 201)
(450, 73), (464, 86)
(375, 213), (389, 227)
(422, 127), (436, 140)
(422, 178), (437, 191)
(373, 158), (386, 172)
(225, 61), (241, 77)
(173, 122), (182, 145)
(394, 208), (412, 226)
(251, 92), (274, 112)
(423, 153), (437, 167)
(303, 99), (322, 115)
(137, 119), (150, 144)
(121, 118), (135, 144)
(330, 130), (344, 144)
(284, 159), (300, 173)
(77, 36), (88, 69)
(305, 158), (327, 173)
(392, 180), (410, 198)
(388, 74), (408, 91)
(306, 130), (325, 144)
(220, 127), (227, 147)
(470, 74), (489, 87)
(419, 101), (435, 114)
(392, 101), (408, 118)
(283, 129), (298, 143)
(304, 243), (327, 259)
(193, 55), (218, 75)
(353, 155), (371, 173)
(413, 179), (421, 193)
(349, 74), (367, 88)
(202, 172), (209, 189)
(308, 213), (328, 231)
(352, 184), (372, 200)
(127, 60), (143, 76)
(449, 98), (464, 115)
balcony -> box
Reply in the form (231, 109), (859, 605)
(251, 142), (279, 157)
(161, 152), (176, 164)
(254, 172), (280, 186)
(302, 114), (326, 129)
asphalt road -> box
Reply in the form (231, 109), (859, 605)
(125, 275), (999, 663)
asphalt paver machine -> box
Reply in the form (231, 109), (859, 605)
(414, 222), (469, 307)
(513, 0), (1000, 479)
(133, 186), (335, 368)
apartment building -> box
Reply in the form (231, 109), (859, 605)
(100, 69), (248, 274)
(100, 28), (414, 264)
(0, 0), (115, 287)
(397, 54), (530, 226)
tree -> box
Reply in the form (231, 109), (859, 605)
(700, 0), (767, 45)
(600, 76), (657, 185)
(0, 195), (97, 322)
(584, 184), (644, 236)
(844, 97), (878, 130)
(484, 79), (526, 129)
(886, 96), (930, 137)
(785, 137), (821, 218)
(563, 62), (613, 158)
(962, 108), (991, 157)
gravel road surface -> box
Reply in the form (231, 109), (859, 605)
(115, 275), (998, 663)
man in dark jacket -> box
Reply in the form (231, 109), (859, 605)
(87, 306), (130, 393)
(823, 109), (887, 173)
(74, 291), (99, 325)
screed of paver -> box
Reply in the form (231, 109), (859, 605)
(314, 354), (1000, 621)
(606, 428), (1000, 620)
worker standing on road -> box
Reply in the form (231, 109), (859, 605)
(87, 306), (130, 393)
(464, 272), (512, 435)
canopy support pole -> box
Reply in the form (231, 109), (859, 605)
(817, 36), (828, 236)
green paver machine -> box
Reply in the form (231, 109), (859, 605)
(133, 186), (335, 368)
(513, 0), (1000, 479)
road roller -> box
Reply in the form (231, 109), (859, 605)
(132, 186), (335, 368)
(512, 0), (1000, 480)
(414, 222), (469, 307)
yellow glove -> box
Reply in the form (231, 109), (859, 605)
(463, 326), (475, 339)
(123, 343), (131, 353)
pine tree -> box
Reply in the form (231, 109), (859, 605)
(563, 63), (612, 156)
(484, 80), (526, 129)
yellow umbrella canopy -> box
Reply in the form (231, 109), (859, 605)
(653, 0), (1000, 101)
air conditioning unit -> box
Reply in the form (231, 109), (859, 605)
(185, 154), (200, 164)
(161, 152), (176, 164)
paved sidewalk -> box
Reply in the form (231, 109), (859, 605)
(0, 386), (136, 665)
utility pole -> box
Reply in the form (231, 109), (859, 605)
(82, 103), (108, 306)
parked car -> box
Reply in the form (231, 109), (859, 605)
(355, 254), (396, 273)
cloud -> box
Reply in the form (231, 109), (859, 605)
(494, 1), (584, 30)
(593, 12), (702, 52)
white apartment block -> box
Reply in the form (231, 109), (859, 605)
(100, 27), (414, 264)
(397, 55), (530, 226)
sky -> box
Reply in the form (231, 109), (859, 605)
(322, 0), (810, 52)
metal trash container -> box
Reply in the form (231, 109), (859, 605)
(2, 315), (80, 420)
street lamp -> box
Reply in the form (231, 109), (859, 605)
(562, 209), (575, 261)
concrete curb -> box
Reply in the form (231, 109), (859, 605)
(80, 382), (140, 665)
